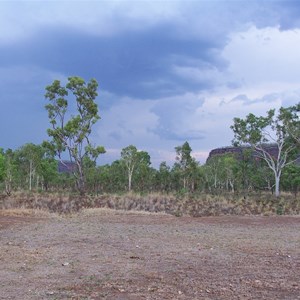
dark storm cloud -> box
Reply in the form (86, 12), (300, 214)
(0, 67), (53, 149)
(2, 0), (300, 161)
(0, 89), (48, 149)
(0, 24), (227, 100)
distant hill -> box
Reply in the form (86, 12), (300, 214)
(207, 144), (280, 163)
(58, 161), (77, 174)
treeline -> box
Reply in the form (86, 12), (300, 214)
(1, 141), (300, 196)
(2, 76), (300, 198)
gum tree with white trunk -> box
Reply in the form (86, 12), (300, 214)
(231, 108), (298, 197)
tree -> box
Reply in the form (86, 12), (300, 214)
(231, 108), (298, 197)
(156, 161), (172, 192)
(39, 156), (58, 191)
(279, 103), (300, 144)
(282, 164), (300, 196)
(175, 141), (194, 190)
(120, 145), (150, 191)
(108, 160), (127, 192)
(3, 149), (16, 195)
(133, 153), (152, 192)
(205, 154), (238, 193)
(235, 148), (256, 194)
(44, 76), (105, 195)
(0, 149), (4, 182)
(15, 143), (44, 191)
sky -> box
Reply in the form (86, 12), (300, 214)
(1, 0), (300, 168)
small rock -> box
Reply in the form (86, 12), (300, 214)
(47, 291), (55, 295)
(62, 262), (69, 266)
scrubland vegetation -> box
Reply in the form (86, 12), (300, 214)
(1, 77), (300, 215)
(1, 138), (300, 216)
(1, 190), (300, 217)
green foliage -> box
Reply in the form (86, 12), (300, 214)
(12, 143), (59, 192)
(0, 148), (5, 180)
(175, 141), (193, 170)
(44, 76), (105, 195)
(15, 143), (44, 190)
(282, 164), (300, 195)
(231, 106), (299, 197)
(3, 88), (300, 200)
(205, 154), (237, 193)
(174, 141), (199, 191)
(39, 158), (58, 190)
(155, 161), (172, 192)
(121, 145), (151, 191)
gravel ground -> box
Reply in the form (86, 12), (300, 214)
(0, 209), (299, 299)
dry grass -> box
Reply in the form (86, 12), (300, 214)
(81, 207), (168, 217)
(0, 191), (299, 216)
(0, 208), (54, 217)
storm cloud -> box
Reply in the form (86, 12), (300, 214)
(1, 0), (300, 166)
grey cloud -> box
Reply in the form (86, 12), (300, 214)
(271, 1), (300, 30)
(151, 96), (205, 141)
(279, 89), (300, 107)
(231, 94), (251, 104)
(226, 81), (242, 89)
(1, 1), (295, 105)
(154, 126), (206, 141)
(0, 23), (228, 101)
(2, 0), (300, 160)
(231, 93), (280, 105)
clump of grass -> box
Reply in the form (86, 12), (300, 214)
(0, 192), (82, 214)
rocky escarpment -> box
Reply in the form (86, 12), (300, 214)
(207, 144), (280, 162)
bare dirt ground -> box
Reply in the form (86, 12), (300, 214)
(0, 209), (299, 300)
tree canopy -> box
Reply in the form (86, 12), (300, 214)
(231, 107), (298, 197)
(44, 76), (105, 195)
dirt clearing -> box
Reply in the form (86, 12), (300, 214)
(0, 209), (299, 299)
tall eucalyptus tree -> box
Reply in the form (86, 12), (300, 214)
(44, 76), (105, 195)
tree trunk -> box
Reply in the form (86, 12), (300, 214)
(5, 180), (11, 196)
(78, 173), (85, 196)
(29, 160), (33, 191)
(75, 160), (85, 196)
(5, 168), (12, 196)
(275, 173), (280, 198)
(128, 172), (132, 191)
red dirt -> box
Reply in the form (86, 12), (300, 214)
(0, 210), (299, 299)
(0, 215), (44, 230)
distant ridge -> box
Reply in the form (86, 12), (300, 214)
(206, 144), (280, 163)
(58, 161), (77, 174)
